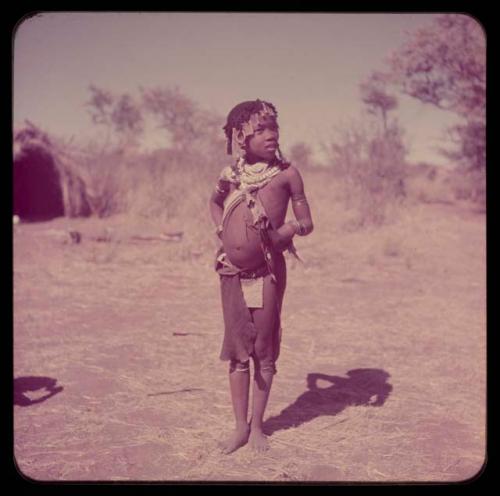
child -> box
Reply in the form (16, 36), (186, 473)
(209, 99), (314, 453)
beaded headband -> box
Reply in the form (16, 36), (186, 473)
(229, 103), (277, 157)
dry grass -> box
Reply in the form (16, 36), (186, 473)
(403, 163), (485, 214)
(13, 163), (486, 482)
(51, 142), (226, 262)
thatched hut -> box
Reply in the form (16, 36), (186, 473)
(13, 122), (91, 221)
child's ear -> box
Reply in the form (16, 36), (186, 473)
(236, 129), (246, 146)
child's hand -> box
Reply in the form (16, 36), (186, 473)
(269, 220), (300, 250)
(267, 227), (280, 247)
(267, 227), (293, 253)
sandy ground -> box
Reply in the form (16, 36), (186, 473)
(13, 193), (486, 483)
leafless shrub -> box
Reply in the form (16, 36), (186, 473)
(402, 163), (453, 205)
(323, 120), (408, 228)
(72, 86), (228, 253)
(287, 141), (316, 169)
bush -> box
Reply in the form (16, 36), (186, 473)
(323, 120), (408, 227)
(57, 135), (228, 257)
(445, 166), (486, 208)
(287, 141), (315, 169)
(16, 87), (236, 258)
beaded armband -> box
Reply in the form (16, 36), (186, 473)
(291, 197), (309, 207)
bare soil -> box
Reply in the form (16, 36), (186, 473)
(13, 194), (486, 482)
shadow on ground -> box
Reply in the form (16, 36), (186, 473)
(264, 368), (392, 435)
(14, 376), (63, 407)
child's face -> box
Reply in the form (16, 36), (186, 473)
(245, 115), (279, 162)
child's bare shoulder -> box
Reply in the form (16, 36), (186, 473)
(283, 163), (302, 177)
(282, 164), (304, 184)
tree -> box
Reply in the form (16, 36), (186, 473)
(85, 85), (143, 138)
(141, 86), (197, 146)
(386, 14), (485, 171)
(360, 72), (398, 133)
(441, 120), (486, 172)
(86, 85), (114, 126)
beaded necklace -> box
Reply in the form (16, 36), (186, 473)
(233, 157), (282, 191)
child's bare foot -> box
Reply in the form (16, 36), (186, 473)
(219, 424), (250, 454)
(248, 427), (269, 452)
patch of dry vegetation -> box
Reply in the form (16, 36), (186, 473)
(13, 101), (486, 482)
(14, 80), (485, 265)
(13, 184), (486, 481)
(320, 116), (412, 230)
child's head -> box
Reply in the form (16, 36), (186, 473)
(223, 99), (280, 161)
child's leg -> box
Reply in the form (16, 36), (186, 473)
(219, 360), (251, 454)
(248, 272), (283, 452)
(249, 360), (275, 452)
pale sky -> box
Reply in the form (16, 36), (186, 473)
(13, 12), (462, 166)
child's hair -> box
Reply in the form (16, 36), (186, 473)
(223, 99), (278, 155)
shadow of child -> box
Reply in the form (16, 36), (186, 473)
(14, 376), (63, 406)
(263, 368), (392, 435)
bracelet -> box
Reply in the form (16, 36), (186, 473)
(291, 220), (307, 236)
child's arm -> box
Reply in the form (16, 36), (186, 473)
(289, 165), (314, 234)
(268, 166), (314, 250)
(209, 174), (231, 238)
